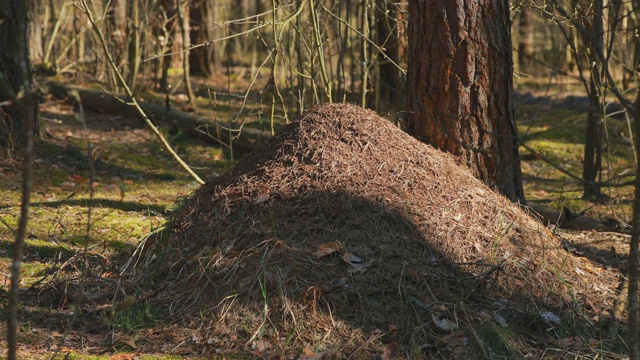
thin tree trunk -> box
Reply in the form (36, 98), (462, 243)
(517, 6), (533, 72)
(376, 0), (398, 102)
(177, 0), (196, 107)
(127, 0), (142, 92)
(581, 0), (605, 198)
(28, 0), (44, 64)
(629, 92), (640, 360)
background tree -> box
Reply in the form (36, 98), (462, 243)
(517, 5), (534, 73)
(0, 1), (38, 360)
(405, 0), (525, 203)
(543, 0), (632, 198)
(0, 0), (39, 152)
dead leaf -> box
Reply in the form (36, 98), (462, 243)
(252, 340), (270, 352)
(121, 339), (138, 349)
(440, 330), (468, 348)
(342, 251), (372, 272)
(313, 242), (341, 258)
(381, 342), (399, 360)
(70, 174), (88, 183)
(254, 191), (270, 204)
(109, 355), (140, 360)
(492, 311), (508, 327)
(342, 251), (363, 263)
(541, 311), (561, 324)
(83, 334), (106, 344)
(431, 313), (458, 331)
(299, 347), (324, 360)
(388, 324), (398, 336)
(556, 336), (584, 348)
(347, 261), (372, 273)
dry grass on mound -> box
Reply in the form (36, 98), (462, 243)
(129, 103), (624, 358)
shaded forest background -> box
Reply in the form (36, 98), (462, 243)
(23, 0), (640, 199)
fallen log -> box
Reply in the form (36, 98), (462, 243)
(525, 203), (614, 232)
(45, 81), (272, 152)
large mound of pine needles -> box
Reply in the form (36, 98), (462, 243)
(129, 103), (622, 358)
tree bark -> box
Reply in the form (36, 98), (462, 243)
(0, 0), (39, 152)
(406, 0), (525, 203)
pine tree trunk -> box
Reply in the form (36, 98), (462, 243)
(406, 0), (525, 203)
(0, 0), (39, 151)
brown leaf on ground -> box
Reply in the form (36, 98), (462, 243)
(299, 347), (324, 360)
(431, 313), (458, 331)
(312, 242), (341, 258)
(109, 354), (140, 360)
(381, 342), (399, 360)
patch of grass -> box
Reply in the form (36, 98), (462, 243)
(106, 300), (167, 333)
(475, 319), (521, 358)
(52, 354), (188, 360)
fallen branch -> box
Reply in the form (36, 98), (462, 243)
(525, 203), (613, 232)
(46, 81), (272, 152)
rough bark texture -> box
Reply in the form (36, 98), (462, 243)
(406, 0), (525, 203)
(0, 0), (38, 151)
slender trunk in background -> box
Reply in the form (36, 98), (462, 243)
(28, 0), (43, 64)
(517, 6), (533, 73)
(633, 0), (640, 80)
(158, 0), (176, 92)
(127, 0), (142, 92)
(406, 0), (525, 203)
(376, 0), (398, 102)
(177, 0), (196, 107)
(580, 0), (605, 198)
(629, 92), (640, 360)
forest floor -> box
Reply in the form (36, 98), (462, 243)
(0, 73), (636, 359)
